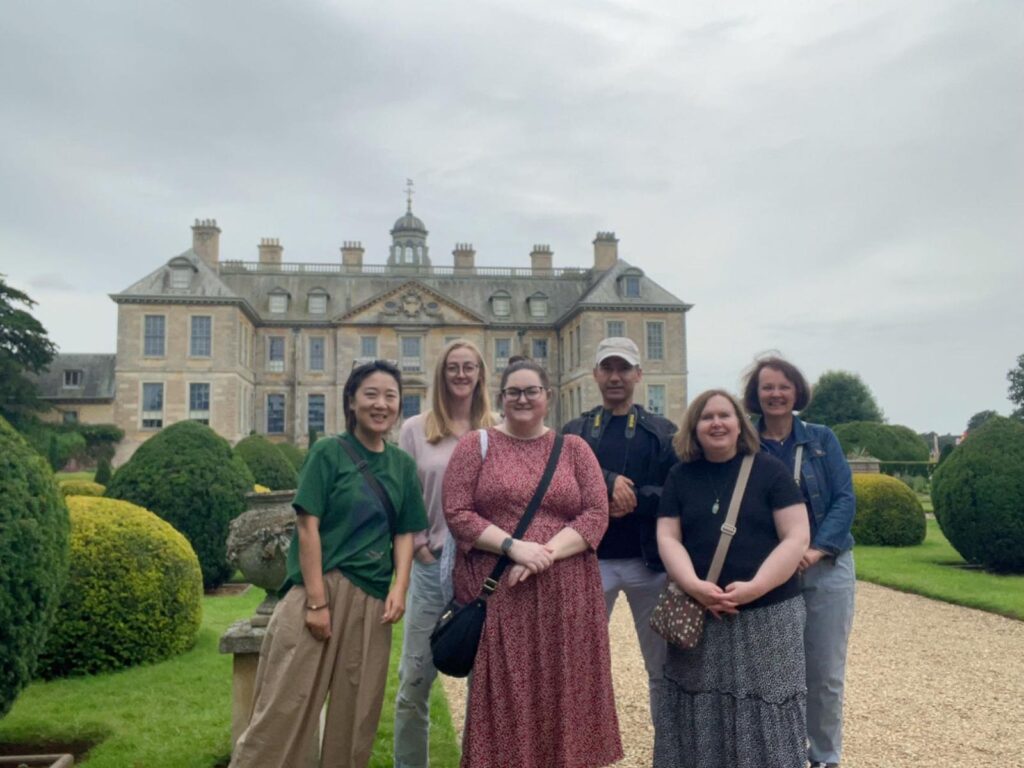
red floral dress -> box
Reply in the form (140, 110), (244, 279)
(443, 429), (623, 768)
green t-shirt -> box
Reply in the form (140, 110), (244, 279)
(284, 433), (428, 600)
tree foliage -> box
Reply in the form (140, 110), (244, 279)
(105, 421), (254, 589)
(0, 275), (57, 427)
(799, 370), (883, 427)
(966, 410), (999, 433)
(1008, 354), (1024, 409)
(0, 415), (69, 716)
(931, 417), (1024, 573)
(833, 421), (930, 461)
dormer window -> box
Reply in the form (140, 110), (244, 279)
(618, 268), (644, 299)
(269, 288), (290, 314)
(307, 290), (328, 315)
(491, 291), (512, 317)
(528, 293), (549, 318)
(170, 267), (191, 289)
(63, 370), (83, 389)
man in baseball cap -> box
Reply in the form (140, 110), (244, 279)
(562, 336), (677, 723)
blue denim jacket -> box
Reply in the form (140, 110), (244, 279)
(790, 417), (856, 557)
(768, 417), (856, 555)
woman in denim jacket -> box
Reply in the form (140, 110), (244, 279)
(743, 356), (856, 768)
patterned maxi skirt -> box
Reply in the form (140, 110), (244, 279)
(653, 595), (807, 768)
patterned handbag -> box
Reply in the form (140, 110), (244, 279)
(650, 454), (754, 650)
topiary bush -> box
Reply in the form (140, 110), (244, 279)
(276, 441), (306, 473)
(0, 416), (69, 717)
(94, 455), (112, 485)
(234, 435), (298, 491)
(931, 417), (1024, 572)
(59, 479), (105, 497)
(106, 421), (254, 589)
(834, 421), (930, 461)
(37, 496), (203, 678)
(851, 473), (926, 546)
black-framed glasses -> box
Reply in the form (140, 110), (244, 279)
(501, 386), (546, 401)
(444, 362), (480, 375)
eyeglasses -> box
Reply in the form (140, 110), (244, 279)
(445, 362), (480, 376)
(501, 386), (546, 401)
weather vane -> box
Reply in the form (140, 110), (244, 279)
(405, 178), (415, 213)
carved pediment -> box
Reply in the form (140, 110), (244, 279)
(341, 281), (485, 325)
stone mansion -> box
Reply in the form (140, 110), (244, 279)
(35, 203), (691, 463)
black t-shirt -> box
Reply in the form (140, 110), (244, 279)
(594, 413), (661, 560)
(657, 452), (804, 609)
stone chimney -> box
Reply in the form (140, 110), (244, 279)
(192, 219), (221, 269)
(593, 231), (618, 272)
(258, 238), (283, 265)
(530, 244), (553, 276)
(453, 243), (476, 273)
(341, 241), (364, 270)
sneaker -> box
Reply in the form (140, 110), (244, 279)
(808, 763), (839, 768)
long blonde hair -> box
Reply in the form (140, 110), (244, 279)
(672, 389), (761, 462)
(424, 339), (497, 444)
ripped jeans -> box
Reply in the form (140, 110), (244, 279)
(393, 557), (446, 767)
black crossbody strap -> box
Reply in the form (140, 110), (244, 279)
(479, 433), (564, 596)
(336, 436), (398, 536)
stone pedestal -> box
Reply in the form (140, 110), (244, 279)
(219, 618), (266, 747)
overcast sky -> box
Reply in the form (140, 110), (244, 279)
(2, 0), (1021, 435)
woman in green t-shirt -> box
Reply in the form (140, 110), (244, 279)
(230, 360), (428, 768)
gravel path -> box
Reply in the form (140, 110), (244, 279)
(441, 581), (1024, 767)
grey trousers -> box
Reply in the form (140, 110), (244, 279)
(393, 558), (445, 768)
(600, 558), (668, 723)
(802, 549), (856, 766)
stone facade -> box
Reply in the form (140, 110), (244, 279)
(56, 205), (692, 463)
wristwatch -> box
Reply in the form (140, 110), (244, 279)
(500, 536), (515, 555)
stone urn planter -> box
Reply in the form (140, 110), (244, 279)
(227, 490), (296, 627)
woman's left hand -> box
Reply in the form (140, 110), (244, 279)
(381, 587), (406, 624)
(722, 580), (763, 607)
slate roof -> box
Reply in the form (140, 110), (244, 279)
(111, 252), (688, 328)
(32, 353), (117, 400)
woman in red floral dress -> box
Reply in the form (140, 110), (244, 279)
(443, 359), (623, 768)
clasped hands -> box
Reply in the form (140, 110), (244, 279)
(686, 579), (764, 619)
(609, 475), (637, 518)
(506, 539), (556, 587)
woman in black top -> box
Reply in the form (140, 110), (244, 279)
(654, 389), (810, 768)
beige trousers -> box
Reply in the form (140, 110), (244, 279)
(229, 570), (392, 768)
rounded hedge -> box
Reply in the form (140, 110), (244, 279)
(106, 421), (254, 589)
(0, 416), (70, 717)
(931, 417), (1024, 572)
(851, 473), (926, 546)
(37, 496), (203, 678)
(834, 421), (930, 461)
(59, 479), (105, 497)
(275, 442), (306, 473)
(234, 435), (298, 491)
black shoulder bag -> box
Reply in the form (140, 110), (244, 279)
(336, 436), (397, 535)
(430, 433), (564, 678)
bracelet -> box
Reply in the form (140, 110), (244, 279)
(306, 602), (328, 611)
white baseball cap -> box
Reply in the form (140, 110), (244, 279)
(595, 337), (641, 367)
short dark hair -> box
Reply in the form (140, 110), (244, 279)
(343, 360), (402, 434)
(498, 358), (550, 404)
(741, 356), (811, 415)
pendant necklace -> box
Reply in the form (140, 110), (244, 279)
(706, 467), (725, 515)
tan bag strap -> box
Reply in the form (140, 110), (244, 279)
(705, 454), (754, 583)
(793, 445), (803, 483)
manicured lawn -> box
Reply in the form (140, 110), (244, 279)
(55, 471), (96, 482)
(0, 589), (460, 767)
(855, 519), (1024, 620)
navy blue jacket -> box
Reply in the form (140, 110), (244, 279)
(563, 405), (678, 570)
